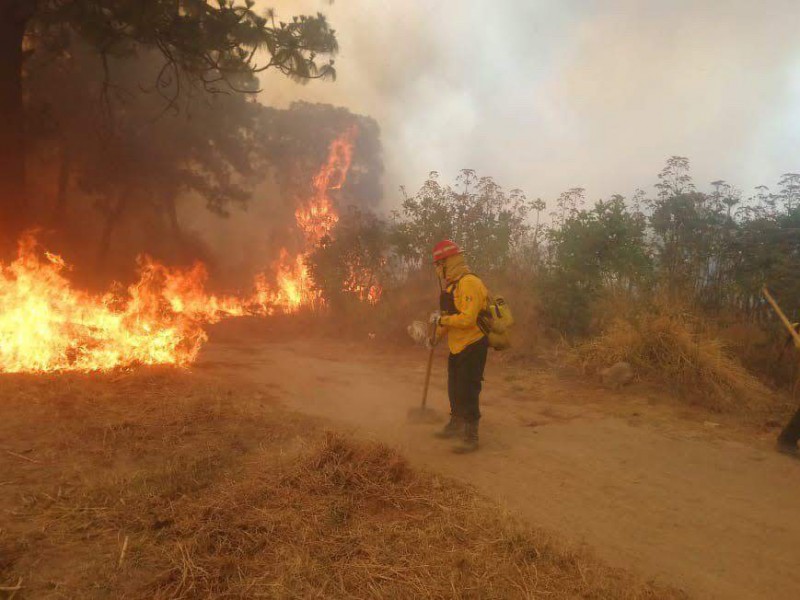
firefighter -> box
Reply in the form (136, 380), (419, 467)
(429, 240), (489, 453)
(776, 322), (800, 457)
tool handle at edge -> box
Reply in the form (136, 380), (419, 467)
(420, 321), (439, 409)
(762, 286), (800, 346)
(421, 345), (435, 409)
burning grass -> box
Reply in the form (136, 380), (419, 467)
(0, 129), (382, 375)
(0, 370), (682, 599)
(575, 308), (774, 413)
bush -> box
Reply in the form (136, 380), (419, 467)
(539, 195), (651, 338)
(306, 206), (390, 312)
(392, 169), (531, 272)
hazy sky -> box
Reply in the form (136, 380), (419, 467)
(257, 0), (800, 210)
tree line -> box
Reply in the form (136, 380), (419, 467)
(308, 157), (800, 346)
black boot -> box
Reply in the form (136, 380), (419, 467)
(776, 440), (799, 457)
(453, 420), (478, 454)
(434, 416), (463, 439)
(777, 408), (800, 457)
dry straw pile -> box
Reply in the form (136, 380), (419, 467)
(577, 308), (773, 412)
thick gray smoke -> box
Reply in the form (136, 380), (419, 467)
(258, 0), (800, 205)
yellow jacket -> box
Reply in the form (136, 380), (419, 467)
(439, 273), (488, 354)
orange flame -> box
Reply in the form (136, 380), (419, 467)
(253, 127), (361, 313)
(0, 128), (384, 373)
(296, 129), (354, 244)
(0, 235), (213, 372)
(251, 250), (311, 314)
(344, 256), (384, 305)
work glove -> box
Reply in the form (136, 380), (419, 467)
(426, 312), (442, 349)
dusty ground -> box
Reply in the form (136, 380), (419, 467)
(0, 333), (679, 598)
(195, 327), (800, 600)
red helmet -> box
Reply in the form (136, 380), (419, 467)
(432, 239), (462, 263)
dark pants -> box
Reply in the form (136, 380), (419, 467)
(778, 407), (800, 446)
(448, 337), (489, 423)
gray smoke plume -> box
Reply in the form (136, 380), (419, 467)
(258, 0), (800, 205)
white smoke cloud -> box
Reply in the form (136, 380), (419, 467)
(257, 0), (800, 208)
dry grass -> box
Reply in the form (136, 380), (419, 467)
(575, 307), (774, 413)
(0, 370), (683, 599)
(714, 320), (800, 393)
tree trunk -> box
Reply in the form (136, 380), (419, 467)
(97, 193), (128, 268)
(0, 1), (36, 245)
(163, 193), (187, 261)
(52, 137), (71, 223)
(165, 195), (182, 242)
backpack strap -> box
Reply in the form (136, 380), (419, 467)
(446, 273), (468, 293)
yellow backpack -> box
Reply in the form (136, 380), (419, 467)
(479, 295), (514, 350)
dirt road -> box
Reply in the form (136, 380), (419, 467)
(198, 334), (800, 599)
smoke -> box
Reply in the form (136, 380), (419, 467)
(257, 0), (800, 205)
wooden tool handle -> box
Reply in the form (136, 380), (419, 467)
(421, 322), (438, 409)
(762, 286), (800, 346)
